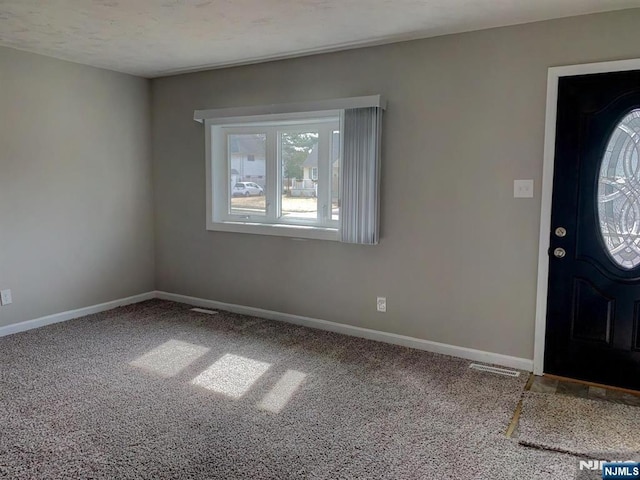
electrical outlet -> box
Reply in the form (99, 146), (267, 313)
(376, 296), (386, 312)
(1, 289), (12, 306)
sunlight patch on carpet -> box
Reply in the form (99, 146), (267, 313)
(192, 353), (271, 398)
(258, 369), (307, 413)
(130, 339), (210, 377)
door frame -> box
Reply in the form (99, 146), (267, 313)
(534, 58), (640, 375)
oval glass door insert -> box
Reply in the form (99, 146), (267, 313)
(598, 108), (640, 270)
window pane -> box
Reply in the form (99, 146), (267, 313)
(331, 130), (340, 221)
(229, 134), (266, 216)
(281, 131), (318, 221)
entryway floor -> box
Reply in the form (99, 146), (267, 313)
(505, 373), (640, 440)
(529, 375), (640, 407)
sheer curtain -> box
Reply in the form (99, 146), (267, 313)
(339, 107), (382, 245)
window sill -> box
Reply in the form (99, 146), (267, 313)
(207, 221), (339, 241)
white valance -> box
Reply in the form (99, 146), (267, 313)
(194, 95), (386, 124)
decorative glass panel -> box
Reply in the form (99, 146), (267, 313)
(598, 109), (640, 269)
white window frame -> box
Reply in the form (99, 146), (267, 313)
(215, 118), (339, 227)
(206, 113), (341, 240)
(196, 95), (385, 241)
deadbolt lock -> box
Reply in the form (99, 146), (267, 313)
(555, 227), (567, 237)
(553, 248), (566, 258)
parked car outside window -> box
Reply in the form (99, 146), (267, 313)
(232, 182), (264, 196)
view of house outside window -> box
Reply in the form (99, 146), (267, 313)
(228, 134), (267, 216)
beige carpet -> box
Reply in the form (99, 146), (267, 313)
(518, 391), (640, 459)
(0, 300), (580, 479)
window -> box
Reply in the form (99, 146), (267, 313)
(211, 115), (339, 236)
(196, 96), (384, 243)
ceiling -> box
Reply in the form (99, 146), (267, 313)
(1, 0), (640, 78)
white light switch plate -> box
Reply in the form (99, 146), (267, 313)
(1, 289), (12, 306)
(514, 179), (534, 198)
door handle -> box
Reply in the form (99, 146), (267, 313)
(553, 248), (566, 258)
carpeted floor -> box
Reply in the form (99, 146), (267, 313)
(518, 391), (640, 459)
(0, 300), (579, 479)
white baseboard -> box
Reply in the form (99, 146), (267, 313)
(0, 292), (156, 338)
(0, 289), (533, 372)
(155, 291), (534, 372)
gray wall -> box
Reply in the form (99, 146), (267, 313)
(152, 9), (640, 360)
(0, 47), (154, 327)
